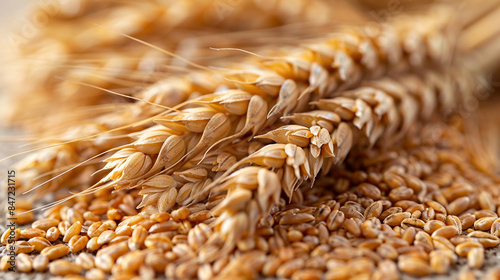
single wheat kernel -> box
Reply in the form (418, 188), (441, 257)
(455, 241), (483, 257)
(58, 221), (71, 236)
(95, 255), (114, 273)
(110, 235), (130, 244)
(467, 247), (484, 269)
(28, 237), (52, 251)
(144, 234), (173, 251)
(431, 225), (458, 239)
(33, 218), (60, 231)
(429, 250), (450, 274)
(69, 235), (89, 253)
(474, 217), (497, 231)
(63, 221), (82, 242)
(129, 226), (148, 250)
(150, 212), (171, 223)
(458, 269), (476, 280)
(97, 230), (117, 245)
(1, 228), (20, 245)
(14, 241), (35, 254)
(0, 255), (12, 271)
(49, 260), (82, 276)
(401, 218), (425, 229)
(148, 221), (180, 233)
(103, 220), (117, 231)
(468, 231), (500, 248)
(121, 215), (144, 228)
(398, 256), (431, 277)
(474, 210), (498, 219)
(14, 211), (35, 225)
(107, 208), (123, 220)
(87, 222), (109, 238)
(96, 242), (128, 259)
(424, 220), (446, 234)
(83, 211), (101, 222)
(384, 212), (411, 227)
(45, 227), (60, 242)
(85, 268), (106, 280)
(87, 237), (102, 251)
(41, 244), (69, 260)
(75, 252), (94, 270)
(20, 228), (45, 239)
(447, 197), (470, 216)
(115, 225), (133, 237)
(460, 213), (477, 230)
(171, 207), (191, 221)
(16, 253), (33, 273)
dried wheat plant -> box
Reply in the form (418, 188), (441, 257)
(1, 0), (500, 279)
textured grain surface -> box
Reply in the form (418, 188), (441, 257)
(1, 97), (499, 279)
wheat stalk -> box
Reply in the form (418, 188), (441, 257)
(1, 0), (364, 126)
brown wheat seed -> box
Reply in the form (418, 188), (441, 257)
(2, 1), (500, 280)
(40, 244), (70, 260)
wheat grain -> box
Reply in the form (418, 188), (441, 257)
(468, 231), (500, 248)
(32, 218), (60, 231)
(68, 235), (89, 253)
(1, 228), (20, 245)
(87, 221), (109, 238)
(14, 241), (35, 254)
(32, 255), (49, 272)
(27, 237), (51, 252)
(398, 255), (432, 277)
(475, 217), (497, 231)
(468, 247), (485, 269)
(455, 241), (483, 257)
(62, 221), (82, 242)
(86, 237), (102, 252)
(459, 269), (476, 280)
(128, 226), (147, 251)
(20, 228), (45, 239)
(97, 230), (116, 245)
(460, 213), (476, 230)
(431, 226), (458, 239)
(41, 244), (70, 260)
(0, 255), (12, 271)
(49, 260), (82, 276)
(110, 235), (129, 245)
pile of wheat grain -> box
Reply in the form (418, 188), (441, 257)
(2, 1), (500, 279)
